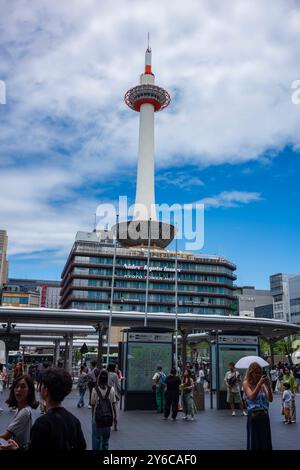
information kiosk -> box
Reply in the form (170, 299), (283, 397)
(211, 333), (260, 409)
(123, 327), (173, 411)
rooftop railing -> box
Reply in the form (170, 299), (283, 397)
(71, 242), (236, 269)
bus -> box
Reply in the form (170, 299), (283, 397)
(8, 351), (54, 365)
(79, 352), (118, 368)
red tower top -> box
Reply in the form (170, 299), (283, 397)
(124, 46), (170, 112)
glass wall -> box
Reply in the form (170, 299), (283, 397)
(71, 301), (229, 315)
(73, 255), (234, 275)
(73, 266), (233, 284)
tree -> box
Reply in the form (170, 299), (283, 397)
(259, 338), (270, 356)
(272, 335), (300, 365)
(73, 348), (81, 365)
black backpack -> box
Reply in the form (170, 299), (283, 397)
(94, 386), (114, 428)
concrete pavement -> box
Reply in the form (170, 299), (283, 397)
(0, 390), (299, 450)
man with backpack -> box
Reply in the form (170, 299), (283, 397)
(87, 360), (100, 409)
(91, 369), (117, 450)
(224, 362), (247, 416)
(152, 366), (166, 413)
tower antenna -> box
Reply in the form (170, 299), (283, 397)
(147, 32), (150, 51)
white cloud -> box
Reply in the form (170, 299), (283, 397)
(157, 172), (204, 190)
(0, 0), (299, 258)
(198, 191), (262, 208)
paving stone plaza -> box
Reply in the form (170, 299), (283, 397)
(0, 389), (299, 450)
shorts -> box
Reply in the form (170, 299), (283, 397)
(227, 390), (242, 404)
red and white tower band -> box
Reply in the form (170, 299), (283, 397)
(115, 45), (174, 248)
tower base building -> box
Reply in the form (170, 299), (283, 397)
(60, 232), (236, 315)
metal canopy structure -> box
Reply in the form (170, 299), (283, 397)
(1, 306), (300, 342)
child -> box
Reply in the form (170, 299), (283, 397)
(282, 382), (292, 424)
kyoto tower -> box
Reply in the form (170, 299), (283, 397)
(116, 41), (175, 248)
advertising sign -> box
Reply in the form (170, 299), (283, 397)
(127, 341), (172, 391)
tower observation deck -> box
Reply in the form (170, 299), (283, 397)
(115, 44), (175, 249)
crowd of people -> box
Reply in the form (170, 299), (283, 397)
(152, 362), (209, 421)
(0, 359), (298, 451)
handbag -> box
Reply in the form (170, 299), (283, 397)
(251, 407), (267, 416)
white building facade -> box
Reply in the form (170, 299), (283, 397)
(0, 230), (8, 287)
(235, 286), (273, 318)
(270, 273), (300, 324)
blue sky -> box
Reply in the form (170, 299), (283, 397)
(1, 0), (300, 289)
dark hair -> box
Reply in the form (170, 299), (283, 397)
(283, 382), (290, 389)
(41, 368), (73, 402)
(183, 369), (192, 386)
(6, 374), (39, 409)
(98, 369), (108, 387)
(183, 368), (192, 378)
(170, 367), (176, 375)
(229, 362), (235, 367)
(13, 363), (24, 379)
(91, 360), (97, 368)
(157, 366), (162, 371)
(107, 363), (116, 373)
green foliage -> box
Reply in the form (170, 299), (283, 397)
(268, 335), (300, 365)
(73, 349), (81, 363)
(273, 335), (298, 355)
(259, 338), (270, 355)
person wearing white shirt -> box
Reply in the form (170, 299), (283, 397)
(282, 382), (292, 424)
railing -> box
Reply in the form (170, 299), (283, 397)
(72, 243), (236, 268)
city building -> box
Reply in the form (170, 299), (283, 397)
(235, 286), (273, 318)
(0, 230), (8, 287)
(1, 284), (40, 308)
(6, 278), (61, 308)
(289, 276), (300, 325)
(60, 231), (236, 315)
(254, 303), (274, 319)
(271, 273), (300, 324)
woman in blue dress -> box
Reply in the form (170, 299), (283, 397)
(243, 362), (273, 450)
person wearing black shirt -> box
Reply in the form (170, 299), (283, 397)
(163, 367), (181, 421)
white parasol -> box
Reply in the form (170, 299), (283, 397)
(234, 355), (269, 369)
(292, 350), (300, 365)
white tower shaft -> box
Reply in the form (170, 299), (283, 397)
(134, 101), (156, 221)
(133, 50), (156, 221)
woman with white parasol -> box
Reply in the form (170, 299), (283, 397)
(235, 356), (273, 450)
